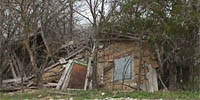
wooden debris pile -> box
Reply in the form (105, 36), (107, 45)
(0, 39), (94, 92)
(1, 59), (93, 92)
(42, 58), (93, 90)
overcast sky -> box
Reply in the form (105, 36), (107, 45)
(74, 0), (110, 25)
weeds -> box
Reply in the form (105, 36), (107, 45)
(0, 89), (199, 100)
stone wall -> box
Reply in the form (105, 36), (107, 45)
(97, 41), (158, 92)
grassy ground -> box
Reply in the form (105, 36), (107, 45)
(0, 89), (200, 100)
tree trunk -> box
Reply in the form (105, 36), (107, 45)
(36, 71), (43, 88)
(23, 39), (43, 88)
(92, 45), (98, 88)
(69, 0), (73, 40)
(21, 73), (24, 92)
(169, 64), (177, 91)
(0, 71), (2, 89)
(92, 24), (99, 88)
(137, 34), (144, 90)
(0, 54), (4, 89)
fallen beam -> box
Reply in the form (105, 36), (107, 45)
(56, 60), (73, 90)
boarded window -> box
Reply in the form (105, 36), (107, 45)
(113, 56), (133, 81)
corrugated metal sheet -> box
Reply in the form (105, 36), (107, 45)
(114, 56), (132, 81)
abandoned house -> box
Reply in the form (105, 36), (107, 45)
(1, 31), (160, 93)
(97, 35), (159, 92)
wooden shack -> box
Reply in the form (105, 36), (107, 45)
(97, 40), (159, 92)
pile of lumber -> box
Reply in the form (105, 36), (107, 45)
(55, 59), (73, 90)
(1, 58), (93, 92)
(0, 40), (94, 92)
(1, 76), (35, 92)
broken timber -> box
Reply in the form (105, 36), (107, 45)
(56, 59), (73, 90)
(84, 57), (92, 90)
(44, 46), (87, 73)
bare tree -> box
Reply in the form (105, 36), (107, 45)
(0, 0), (75, 88)
(0, 0), (17, 89)
(74, 0), (120, 87)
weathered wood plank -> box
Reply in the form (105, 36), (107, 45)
(43, 46), (86, 73)
(2, 76), (33, 84)
(44, 83), (58, 87)
(56, 60), (73, 90)
(84, 57), (92, 90)
(10, 63), (17, 79)
(146, 64), (158, 93)
(61, 61), (74, 90)
(3, 78), (24, 84)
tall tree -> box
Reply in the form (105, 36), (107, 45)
(117, 0), (200, 91)
(75, 0), (120, 87)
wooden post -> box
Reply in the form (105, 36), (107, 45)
(84, 57), (92, 90)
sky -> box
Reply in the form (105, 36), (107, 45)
(74, 0), (111, 25)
